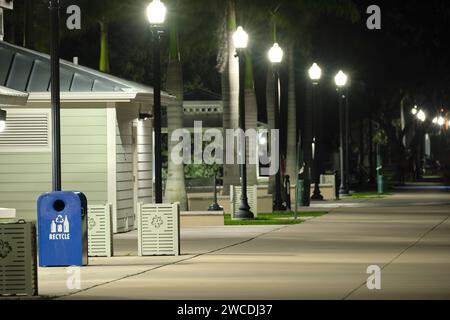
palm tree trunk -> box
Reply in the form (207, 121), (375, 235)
(222, 0), (240, 196)
(23, 0), (33, 49)
(99, 21), (110, 73)
(266, 69), (275, 194)
(244, 52), (258, 187)
(245, 91), (258, 187)
(164, 15), (188, 210)
(285, 47), (298, 196)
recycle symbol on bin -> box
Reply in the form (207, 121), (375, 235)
(88, 217), (96, 230)
(0, 240), (12, 259)
(151, 215), (164, 229)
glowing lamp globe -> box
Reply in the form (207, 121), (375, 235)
(417, 110), (426, 122)
(268, 43), (283, 64)
(147, 0), (167, 25)
(335, 70), (348, 87)
(308, 63), (322, 82)
(233, 26), (249, 49)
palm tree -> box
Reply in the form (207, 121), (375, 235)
(272, 0), (359, 200)
(244, 51), (258, 187)
(185, 0), (265, 195)
(265, 9), (281, 195)
(223, 0), (280, 194)
(164, 3), (188, 210)
(220, 0), (241, 195)
(98, 19), (110, 72)
(266, 68), (276, 194)
(67, 0), (136, 72)
(285, 45), (298, 188)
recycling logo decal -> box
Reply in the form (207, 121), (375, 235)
(151, 215), (164, 229)
(88, 217), (97, 230)
(0, 240), (12, 259)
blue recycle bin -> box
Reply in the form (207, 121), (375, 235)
(37, 191), (88, 267)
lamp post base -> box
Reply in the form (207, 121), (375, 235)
(208, 203), (223, 212)
(234, 201), (254, 220)
(273, 201), (286, 212)
(339, 187), (350, 197)
(311, 183), (324, 200)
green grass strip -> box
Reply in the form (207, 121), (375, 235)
(224, 211), (328, 226)
(351, 192), (392, 199)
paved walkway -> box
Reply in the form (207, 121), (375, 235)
(34, 190), (450, 300)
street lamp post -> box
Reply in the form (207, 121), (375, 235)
(49, 0), (61, 192)
(309, 63), (323, 201)
(412, 106), (419, 180)
(208, 173), (223, 211)
(268, 43), (285, 212)
(233, 26), (253, 220)
(335, 70), (349, 196)
(416, 109), (427, 179)
(147, 0), (166, 203)
(345, 87), (350, 193)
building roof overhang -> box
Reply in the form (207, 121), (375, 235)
(0, 41), (174, 105)
(27, 91), (170, 105)
(0, 85), (29, 106)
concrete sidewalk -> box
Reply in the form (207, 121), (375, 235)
(34, 191), (450, 300)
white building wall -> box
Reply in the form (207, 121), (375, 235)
(0, 103), (109, 222)
(136, 118), (153, 205)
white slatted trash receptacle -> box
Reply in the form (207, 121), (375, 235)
(137, 203), (180, 256)
(230, 185), (258, 217)
(88, 204), (113, 257)
(321, 174), (338, 200)
(0, 221), (38, 297)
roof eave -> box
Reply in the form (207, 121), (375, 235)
(27, 92), (175, 104)
(0, 87), (29, 106)
(0, 94), (29, 106)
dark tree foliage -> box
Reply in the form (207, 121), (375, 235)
(3, 0), (450, 180)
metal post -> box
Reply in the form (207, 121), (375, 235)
(303, 85), (313, 207)
(284, 175), (291, 211)
(338, 89), (348, 196)
(358, 119), (365, 185)
(418, 121), (424, 179)
(273, 64), (285, 211)
(368, 116), (375, 184)
(413, 120), (419, 180)
(345, 90), (350, 193)
(376, 143), (384, 194)
(311, 82), (323, 200)
(49, 0), (61, 192)
(208, 174), (222, 211)
(152, 28), (163, 204)
(234, 49), (253, 220)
